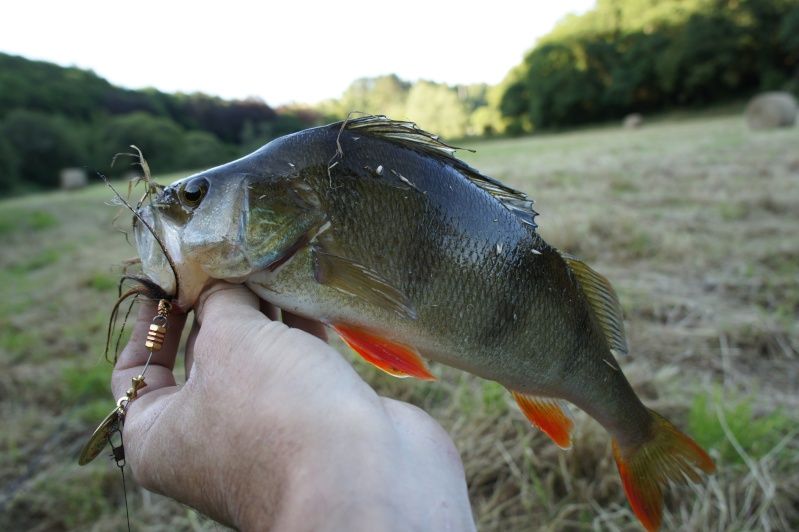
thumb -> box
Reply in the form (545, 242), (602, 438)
(194, 282), (262, 327)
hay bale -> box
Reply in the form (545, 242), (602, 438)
(59, 167), (88, 189)
(623, 113), (644, 129)
(745, 92), (797, 130)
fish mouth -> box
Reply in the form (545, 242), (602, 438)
(134, 206), (179, 299)
(133, 203), (233, 311)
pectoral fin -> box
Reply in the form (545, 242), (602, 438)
(511, 391), (575, 450)
(332, 323), (436, 381)
(313, 247), (417, 320)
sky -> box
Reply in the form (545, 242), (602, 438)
(1, 1), (595, 107)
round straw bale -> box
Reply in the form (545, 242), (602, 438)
(59, 167), (88, 189)
(623, 113), (644, 129)
(745, 92), (797, 130)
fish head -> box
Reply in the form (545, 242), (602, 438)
(134, 148), (325, 311)
(134, 168), (249, 310)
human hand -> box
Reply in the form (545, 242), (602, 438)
(112, 282), (475, 531)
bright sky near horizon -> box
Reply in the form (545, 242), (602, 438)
(1, 1), (595, 107)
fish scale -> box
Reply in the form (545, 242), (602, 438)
(134, 115), (715, 531)
(323, 174), (531, 375)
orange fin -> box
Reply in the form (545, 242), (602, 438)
(612, 409), (716, 532)
(332, 324), (436, 381)
(511, 391), (575, 449)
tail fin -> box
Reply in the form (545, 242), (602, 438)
(612, 409), (716, 531)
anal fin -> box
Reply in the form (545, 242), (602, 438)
(511, 391), (575, 450)
(332, 324), (436, 381)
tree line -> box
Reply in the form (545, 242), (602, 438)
(2, 0), (799, 193)
(500, 0), (799, 132)
(0, 52), (321, 193)
(317, 75), (498, 139)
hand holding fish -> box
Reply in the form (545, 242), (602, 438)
(112, 282), (476, 531)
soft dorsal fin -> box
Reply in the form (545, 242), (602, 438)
(342, 115), (538, 228)
(559, 252), (628, 356)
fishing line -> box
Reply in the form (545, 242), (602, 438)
(98, 148), (181, 362)
(79, 299), (172, 532)
(100, 173), (180, 300)
(107, 425), (130, 532)
(102, 146), (180, 300)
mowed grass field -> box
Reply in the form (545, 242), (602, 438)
(1, 114), (797, 531)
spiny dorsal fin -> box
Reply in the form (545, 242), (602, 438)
(559, 252), (628, 356)
(341, 115), (538, 228)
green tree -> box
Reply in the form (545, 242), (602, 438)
(404, 81), (469, 139)
(471, 83), (513, 135)
(0, 128), (21, 190)
(179, 130), (234, 170)
(325, 75), (411, 119)
(98, 112), (186, 175)
(0, 110), (87, 189)
(779, 5), (799, 57)
(657, 12), (749, 104)
(778, 5), (799, 92)
(607, 32), (670, 110)
(0, 53), (113, 121)
(504, 43), (606, 130)
(501, 0), (799, 130)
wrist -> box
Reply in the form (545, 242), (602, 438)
(236, 399), (394, 531)
(235, 398), (474, 532)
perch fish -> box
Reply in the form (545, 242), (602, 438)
(133, 116), (715, 531)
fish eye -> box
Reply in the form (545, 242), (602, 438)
(180, 177), (209, 208)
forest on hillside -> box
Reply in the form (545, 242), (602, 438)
(500, 0), (799, 132)
(0, 52), (321, 193)
(1, 0), (798, 193)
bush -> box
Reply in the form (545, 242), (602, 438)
(98, 112), (186, 175)
(0, 110), (87, 190)
(0, 130), (20, 190)
(179, 130), (234, 170)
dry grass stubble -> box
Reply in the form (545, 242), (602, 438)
(1, 115), (797, 530)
